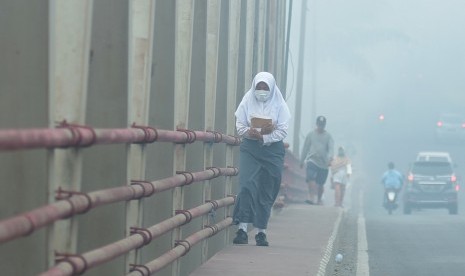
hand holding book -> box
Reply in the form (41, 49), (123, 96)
(251, 116), (274, 135)
(260, 122), (274, 135)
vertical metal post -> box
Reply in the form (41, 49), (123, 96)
(267, 0), (277, 76)
(47, 0), (93, 267)
(275, 0), (286, 88)
(292, 0), (307, 155)
(282, 0), (293, 99)
(172, 1), (194, 275)
(310, 0), (317, 124)
(225, 0), (241, 244)
(125, 0), (156, 270)
(255, 0), (266, 72)
(201, 0), (221, 263)
(244, 0), (256, 89)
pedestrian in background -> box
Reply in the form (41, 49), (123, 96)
(330, 146), (352, 207)
(232, 72), (291, 246)
(300, 116), (334, 205)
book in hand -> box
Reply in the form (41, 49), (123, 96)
(251, 115), (273, 135)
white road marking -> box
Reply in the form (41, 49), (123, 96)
(357, 191), (370, 276)
(317, 208), (343, 276)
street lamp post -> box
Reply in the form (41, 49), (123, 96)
(292, 0), (307, 156)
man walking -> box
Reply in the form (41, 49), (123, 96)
(300, 116), (334, 205)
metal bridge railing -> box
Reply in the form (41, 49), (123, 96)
(40, 197), (236, 276)
(0, 124), (240, 275)
(0, 167), (238, 245)
(0, 121), (240, 151)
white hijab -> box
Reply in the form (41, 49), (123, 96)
(235, 72), (291, 126)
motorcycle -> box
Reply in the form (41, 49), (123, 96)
(384, 188), (398, 215)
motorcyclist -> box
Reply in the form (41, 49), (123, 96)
(381, 162), (404, 207)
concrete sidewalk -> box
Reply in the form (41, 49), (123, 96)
(190, 203), (343, 276)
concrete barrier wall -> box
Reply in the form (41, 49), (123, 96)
(0, 1), (49, 275)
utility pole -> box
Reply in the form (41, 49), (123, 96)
(292, 0), (307, 156)
(282, 0), (293, 99)
(310, 0), (317, 125)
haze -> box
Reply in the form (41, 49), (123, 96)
(286, 0), (465, 172)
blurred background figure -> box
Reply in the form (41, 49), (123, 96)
(300, 116), (334, 205)
(330, 146), (352, 207)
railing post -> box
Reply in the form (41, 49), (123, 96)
(275, 0), (287, 87)
(172, 1), (194, 275)
(255, 0), (267, 72)
(267, 0), (278, 76)
(225, 0), (241, 245)
(125, 0), (156, 271)
(244, 0), (256, 90)
(202, 0), (221, 264)
(47, 0), (93, 268)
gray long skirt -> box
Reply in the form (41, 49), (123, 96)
(232, 138), (285, 229)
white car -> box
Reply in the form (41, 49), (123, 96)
(416, 151), (453, 163)
(434, 113), (465, 143)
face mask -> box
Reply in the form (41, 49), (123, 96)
(254, 89), (270, 102)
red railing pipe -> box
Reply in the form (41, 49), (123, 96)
(39, 197), (235, 276)
(0, 167), (238, 244)
(0, 124), (240, 151)
(192, 130), (240, 145)
(126, 217), (233, 276)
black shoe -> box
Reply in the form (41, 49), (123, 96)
(255, 232), (269, 246)
(305, 199), (314, 205)
(233, 229), (248, 244)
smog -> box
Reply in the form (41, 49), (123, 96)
(286, 0), (465, 177)
(285, 1), (465, 275)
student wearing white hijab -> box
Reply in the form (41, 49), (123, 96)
(232, 72), (291, 246)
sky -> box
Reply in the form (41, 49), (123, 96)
(285, 0), (465, 159)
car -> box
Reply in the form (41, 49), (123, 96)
(416, 151), (452, 163)
(403, 152), (459, 215)
(434, 113), (465, 143)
